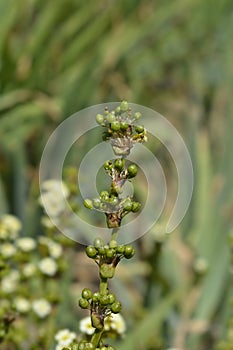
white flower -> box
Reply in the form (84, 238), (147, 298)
(79, 317), (95, 335)
(105, 313), (126, 334)
(0, 243), (17, 258)
(22, 263), (37, 277)
(55, 329), (76, 346)
(16, 237), (36, 252)
(0, 214), (22, 240)
(39, 180), (70, 217)
(38, 257), (58, 276)
(1, 270), (20, 293)
(14, 297), (31, 313)
(48, 242), (63, 259)
(32, 299), (51, 318)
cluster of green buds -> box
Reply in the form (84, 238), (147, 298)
(74, 101), (147, 350)
(84, 157), (140, 228)
(96, 100), (147, 156)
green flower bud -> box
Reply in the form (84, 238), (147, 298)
(106, 248), (116, 259)
(85, 342), (95, 350)
(83, 199), (93, 209)
(134, 112), (142, 120)
(92, 292), (100, 303)
(96, 114), (104, 125)
(135, 125), (144, 133)
(94, 237), (104, 249)
(86, 246), (97, 258)
(115, 106), (121, 114)
(79, 298), (89, 309)
(78, 342), (87, 350)
(104, 160), (113, 171)
(106, 113), (116, 123)
(123, 198), (132, 211)
(131, 202), (141, 212)
(109, 196), (118, 206)
(120, 100), (128, 111)
(116, 245), (125, 254)
(114, 158), (125, 171)
(111, 301), (122, 313)
(109, 240), (118, 248)
(100, 294), (109, 305)
(100, 263), (115, 279)
(124, 245), (135, 259)
(127, 164), (138, 178)
(82, 288), (93, 300)
(120, 121), (129, 131)
(98, 246), (105, 255)
(108, 293), (116, 304)
(100, 190), (109, 202)
(111, 121), (121, 131)
(93, 198), (101, 208)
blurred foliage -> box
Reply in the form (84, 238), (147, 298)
(0, 0), (233, 349)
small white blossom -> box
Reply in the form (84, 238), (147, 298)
(14, 297), (31, 313)
(1, 270), (20, 293)
(16, 237), (36, 252)
(48, 242), (63, 259)
(105, 313), (126, 334)
(38, 257), (58, 276)
(79, 317), (95, 335)
(0, 214), (22, 240)
(22, 263), (37, 277)
(55, 329), (76, 346)
(32, 299), (51, 318)
(0, 243), (17, 258)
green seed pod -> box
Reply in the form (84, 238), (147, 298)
(131, 202), (141, 212)
(127, 164), (138, 178)
(100, 294), (109, 305)
(93, 198), (101, 208)
(120, 121), (129, 131)
(106, 248), (116, 259)
(106, 113), (116, 123)
(134, 112), (142, 120)
(92, 292), (100, 303)
(100, 263), (115, 279)
(79, 297), (89, 309)
(124, 245), (135, 259)
(111, 121), (121, 131)
(108, 293), (116, 304)
(83, 199), (93, 209)
(94, 237), (104, 249)
(96, 114), (104, 125)
(114, 158), (125, 171)
(116, 245), (125, 254)
(120, 100), (128, 111)
(91, 312), (104, 330)
(109, 240), (118, 248)
(135, 124), (144, 133)
(123, 198), (132, 211)
(82, 288), (93, 300)
(86, 246), (97, 259)
(111, 301), (122, 313)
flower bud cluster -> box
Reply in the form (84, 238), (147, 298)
(96, 101), (147, 156)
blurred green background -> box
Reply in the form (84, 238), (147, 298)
(0, 0), (232, 349)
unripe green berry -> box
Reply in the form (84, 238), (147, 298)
(111, 301), (122, 313)
(127, 164), (138, 178)
(94, 237), (104, 249)
(82, 288), (92, 300)
(120, 100), (128, 111)
(79, 297), (89, 309)
(106, 248), (116, 259)
(96, 114), (104, 125)
(120, 121), (129, 131)
(106, 113), (116, 123)
(114, 158), (125, 171)
(104, 160), (113, 171)
(111, 121), (121, 131)
(86, 246), (97, 258)
(123, 198), (132, 211)
(134, 112), (142, 120)
(135, 124), (144, 133)
(131, 202), (141, 212)
(83, 199), (93, 209)
(98, 246), (105, 255)
(109, 196), (118, 206)
(92, 292), (100, 302)
(116, 245), (125, 254)
(124, 245), (135, 259)
(100, 263), (115, 279)
(100, 294), (109, 305)
(108, 293), (116, 304)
